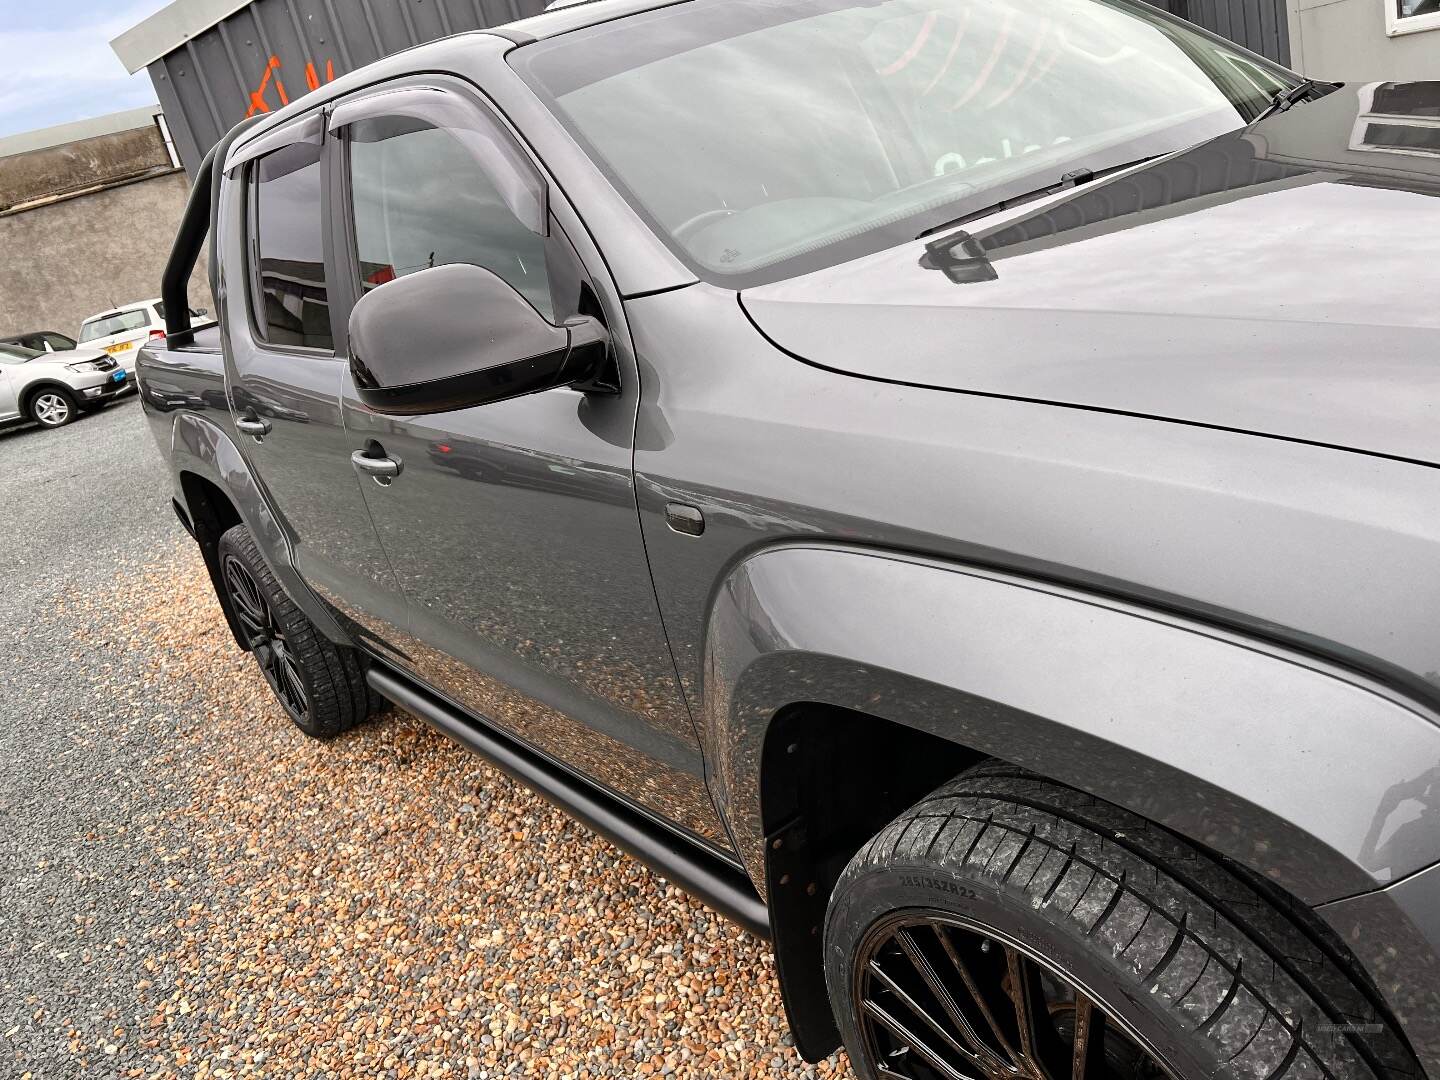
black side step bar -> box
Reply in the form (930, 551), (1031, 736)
(365, 666), (771, 939)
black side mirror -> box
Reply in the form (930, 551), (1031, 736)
(348, 263), (608, 415)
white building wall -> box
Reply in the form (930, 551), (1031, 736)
(1289, 0), (1440, 80)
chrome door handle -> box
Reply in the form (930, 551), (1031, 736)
(236, 415), (271, 437)
(351, 447), (402, 484)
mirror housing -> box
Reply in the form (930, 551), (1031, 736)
(347, 263), (609, 415)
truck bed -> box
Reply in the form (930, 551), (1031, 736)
(136, 323), (228, 420)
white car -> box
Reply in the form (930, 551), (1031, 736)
(76, 299), (205, 379)
(0, 342), (131, 429)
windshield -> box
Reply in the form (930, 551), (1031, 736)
(79, 309), (148, 342)
(512, 0), (1294, 286)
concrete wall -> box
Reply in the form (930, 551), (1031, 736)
(1289, 0), (1440, 80)
(0, 123), (173, 214)
(0, 171), (211, 340)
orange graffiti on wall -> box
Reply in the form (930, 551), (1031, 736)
(245, 55), (337, 117)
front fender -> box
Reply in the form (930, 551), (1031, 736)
(704, 543), (1440, 907)
(170, 411), (350, 645)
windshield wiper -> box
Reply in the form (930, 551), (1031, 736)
(915, 155), (1164, 240)
(1251, 79), (1334, 123)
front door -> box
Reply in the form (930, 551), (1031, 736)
(0, 358), (18, 422)
(221, 117), (408, 655)
(330, 80), (730, 851)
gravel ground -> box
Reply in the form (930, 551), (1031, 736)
(0, 400), (849, 1079)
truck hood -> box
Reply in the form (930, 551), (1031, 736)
(741, 81), (1440, 466)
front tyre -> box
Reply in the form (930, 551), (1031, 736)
(216, 523), (379, 738)
(825, 765), (1417, 1080)
(30, 388), (78, 427)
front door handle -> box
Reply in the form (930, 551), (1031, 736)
(236, 413), (271, 438)
(351, 444), (402, 485)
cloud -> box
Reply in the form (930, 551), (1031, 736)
(0, 1), (167, 138)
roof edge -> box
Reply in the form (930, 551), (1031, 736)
(0, 106), (163, 160)
(110, 0), (256, 74)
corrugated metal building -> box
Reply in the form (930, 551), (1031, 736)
(113, 0), (1312, 177)
(1162, 0), (1291, 65)
(111, 0), (550, 174)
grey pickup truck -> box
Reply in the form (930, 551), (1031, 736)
(138, 0), (1440, 1076)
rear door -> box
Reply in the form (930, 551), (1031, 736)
(329, 79), (730, 851)
(221, 111), (410, 657)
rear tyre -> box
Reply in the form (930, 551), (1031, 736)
(824, 764), (1417, 1080)
(29, 388), (78, 427)
(216, 523), (380, 738)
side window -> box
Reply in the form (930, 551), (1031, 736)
(251, 141), (333, 351)
(345, 111), (554, 321)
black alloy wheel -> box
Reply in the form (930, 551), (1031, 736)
(825, 765), (1419, 1080)
(223, 551), (309, 722)
(854, 911), (1170, 1080)
(214, 523), (379, 737)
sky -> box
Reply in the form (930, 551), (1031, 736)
(0, 0), (169, 139)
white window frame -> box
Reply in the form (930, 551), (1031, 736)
(1386, 0), (1440, 37)
(1348, 82), (1440, 156)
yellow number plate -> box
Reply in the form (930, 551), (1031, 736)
(105, 342), (134, 354)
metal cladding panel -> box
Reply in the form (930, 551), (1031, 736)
(1179, 0), (1291, 63)
(147, 0), (548, 173)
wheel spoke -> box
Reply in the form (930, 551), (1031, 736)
(232, 595), (266, 637)
(224, 560), (269, 633)
(244, 579), (268, 627)
(1071, 993), (1099, 1080)
(869, 957), (995, 1076)
(932, 925), (1026, 1067)
(266, 654), (290, 705)
(894, 930), (1016, 1074)
(1003, 946), (1052, 1080)
(224, 561), (245, 604)
(863, 998), (982, 1080)
(266, 645), (287, 690)
(279, 653), (308, 714)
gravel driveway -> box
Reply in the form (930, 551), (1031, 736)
(0, 399), (847, 1079)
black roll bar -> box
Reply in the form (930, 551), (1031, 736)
(161, 117), (261, 345)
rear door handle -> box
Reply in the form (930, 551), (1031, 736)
(351, 445), (402, 485)
(236, 415), (271, 438)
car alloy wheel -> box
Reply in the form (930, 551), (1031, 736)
(33, 392), (72, 426)
(222, 552), (310, 722)
(853, 911), (1172, 1080)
